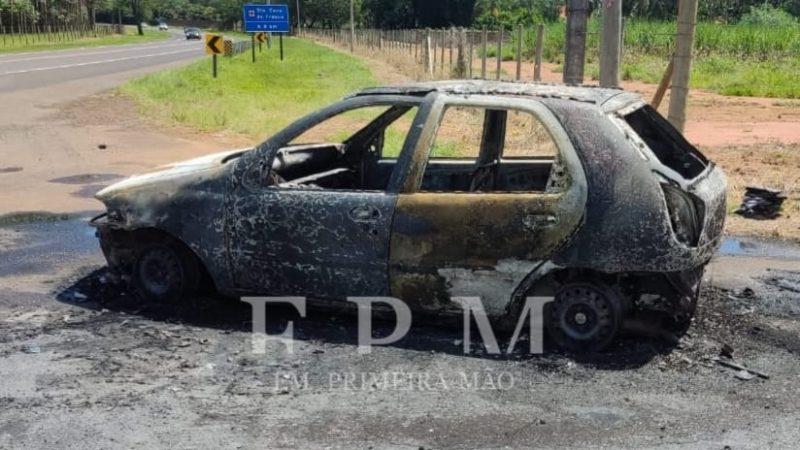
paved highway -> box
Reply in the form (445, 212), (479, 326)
(0, 34), (205, 92)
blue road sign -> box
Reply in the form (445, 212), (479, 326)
(243, 4), (290, 33)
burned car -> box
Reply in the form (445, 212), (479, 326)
(91, 81), (726, 351)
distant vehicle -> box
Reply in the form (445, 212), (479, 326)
(91, 81), (727, 352)
(184, 27), (202, 40)
(158, 22), (168, 31)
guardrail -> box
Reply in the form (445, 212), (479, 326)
(224, 39), (252, 57)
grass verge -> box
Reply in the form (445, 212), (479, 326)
(121, 37), (376, 139)
(0, 211), (72, 226)
(0, 26), (169, 54)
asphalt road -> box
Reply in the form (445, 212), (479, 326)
(0, 34), (205, 93)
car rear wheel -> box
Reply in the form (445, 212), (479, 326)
(133, 241), (199, 303)
(546, 282), (624, 352)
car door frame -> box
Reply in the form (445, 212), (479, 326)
(226, 94), (433, 298)
(388, 94), (588, 317)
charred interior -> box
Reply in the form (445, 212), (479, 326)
(268, 105), (561, 193)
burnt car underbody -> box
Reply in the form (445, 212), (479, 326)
(91, 81), (727, 351)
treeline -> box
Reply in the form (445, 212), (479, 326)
(307, 0), (800, 29)
(3, 0), (800, 35)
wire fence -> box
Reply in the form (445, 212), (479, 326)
(303, 27), (552, 83)
(0, 22), (122, 48)
(303, 20), (800, 83)
(224, 38), (252, 57)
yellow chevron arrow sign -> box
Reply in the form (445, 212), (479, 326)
(205, 34), (223, 55)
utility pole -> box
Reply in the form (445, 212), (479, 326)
(563, 0), (588, 85)
(349, 0), (355, 53)
(668, 0), (699, 132)
(599, 0), (622, 88)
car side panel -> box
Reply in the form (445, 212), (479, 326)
(389, 190), (585, 316)
(228, 188), (395, 297)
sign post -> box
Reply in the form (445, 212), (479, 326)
(205, 33), (223, 78)
(243, 4), (290, 61)
(255, 32), (267, 52)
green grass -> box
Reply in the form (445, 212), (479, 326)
(122, 38), (376, 138)
(0, 211), (72, 226)
(0, 26), (169, 54)
(517, 19), (800, 98)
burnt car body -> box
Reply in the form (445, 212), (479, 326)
(91, 81), (727, 351)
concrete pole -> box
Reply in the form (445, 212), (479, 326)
(349, 0), (355, 53)
(668, 0), (699, 132)
(599, 0), (622, 88)
(563, 0), (588, 85)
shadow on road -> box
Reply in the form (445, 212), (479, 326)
(56, 267), (679, 369)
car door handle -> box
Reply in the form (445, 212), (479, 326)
(349, 205), (381, 223)
(522, 214), (558, 231)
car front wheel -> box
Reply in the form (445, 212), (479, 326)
(132, 241), (199, 303)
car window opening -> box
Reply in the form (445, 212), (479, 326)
(420, 105), (565, 193)
(623, 105), (708, 179)
(267, 105), (419, 192)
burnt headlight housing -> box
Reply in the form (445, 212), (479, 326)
(107, 208), (125, 224)
(661, 184), (703, 247)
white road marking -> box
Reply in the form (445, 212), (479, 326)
(0, 40), (200, 65)
(0, 47), (201, 76)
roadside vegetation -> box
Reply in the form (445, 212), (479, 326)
(0, 26), (168, 54)
(480, 5), (800, 98)
(121, 38), (375, 138)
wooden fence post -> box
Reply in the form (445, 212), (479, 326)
(533, 24), (544, 82)
(481, 27), (488, 79)
(515, 24), (523, 80)
(468, 30), (474, 79)
(440, 30), (445, 76)
(425, 29), (434, 77)
(449, 28), (454, 70)
(651, 55), (675, 109)
(454, 28), (467, 78)
(496, 28), (503, 80)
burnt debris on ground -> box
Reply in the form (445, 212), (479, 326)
(735, 186), (787, 220)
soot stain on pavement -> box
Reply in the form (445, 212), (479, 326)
(71, 184), (109, 198)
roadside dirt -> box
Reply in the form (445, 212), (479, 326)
(0, 83), (247, 217)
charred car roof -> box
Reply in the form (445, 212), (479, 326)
(351, 80), (639, 111)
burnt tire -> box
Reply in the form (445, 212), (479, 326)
(132, 241), (199, 303)
(546, 282), (624, 353)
